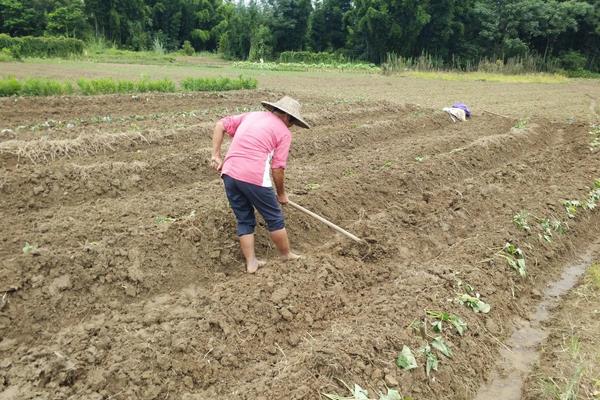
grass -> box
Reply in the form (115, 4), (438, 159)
(403, 71), (569, 84)
(181, 76), (257, 91)
(0, 75), (256, 97)
(587, 263), (600, 289)
(83, 47), (177, 65)
(0, 77), (74, 96)
(232, 61), (379, 74)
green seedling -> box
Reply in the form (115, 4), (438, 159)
(431, 337), (452, 358)
(420, 345), (438, 377)
(305, 183), (321, 191)
(22, 242), (38, 255)
(513, 210), (531, 231)
(426, 310), (468, 336)
(415, 155), (425, 162)
(323, 381), (408, 400)
(585, 185), (600, 210)
(500, 242), (527, 277)
(155, 215), (177, 225)
(514, 118), (529, 129)
(562, 200), (581, 219)
(539, 218), (553, 242)
(457, 293), (491, 313)
(396, 345), (418, 370)
(550, 218), (567, 234)
(381, 160), (393, 169)
(590, 124), (600, 150)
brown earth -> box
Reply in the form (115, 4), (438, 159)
(1, 84), (600, 400)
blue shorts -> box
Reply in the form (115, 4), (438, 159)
(222, 174), (285, 236)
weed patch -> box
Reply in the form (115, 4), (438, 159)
(181, 76), (256, 91)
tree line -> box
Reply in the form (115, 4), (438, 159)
(1, 0), (599, 71)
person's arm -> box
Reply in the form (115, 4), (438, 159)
(211, 121), (226, 171)
(271, 168), (288, 204)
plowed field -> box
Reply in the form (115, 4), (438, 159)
(1, 86), (599, 400)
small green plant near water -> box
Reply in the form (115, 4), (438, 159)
(500, 242), (527, 277)
(426, 310), (468, 335)
(514, 118), (529, 129)
(22, 242), (38, 255)
(323, 381), (410, 400)
(588, 263), (600, 289)
(513, 210), (531, 231)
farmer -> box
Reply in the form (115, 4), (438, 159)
(210, 96), (310, 273)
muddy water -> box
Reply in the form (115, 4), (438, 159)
(474, 249), (597, 400)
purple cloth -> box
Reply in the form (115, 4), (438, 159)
(452, 102), (471, 118)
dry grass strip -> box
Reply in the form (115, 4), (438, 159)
(0, 131), (155, 164)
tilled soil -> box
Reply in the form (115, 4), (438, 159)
(1, 89), (599, 400)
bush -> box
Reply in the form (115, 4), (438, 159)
(0, 48), (14, 62)
(181, 76), (257, 91)
(0, 77), (22, 96)
(0, 34), (84, 59)
(559, 51), (587, 71)
(136, 78), (176, 92)
(77, 78), (176, 95)
(182, 40), (195, 56)
(21, 78), (73, 96)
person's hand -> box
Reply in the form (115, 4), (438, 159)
(277, 193), (289, 205)
(210, 155), (223, 171)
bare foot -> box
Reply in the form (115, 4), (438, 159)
(280, 252), (302, 261)
(247, 259), (266, 274)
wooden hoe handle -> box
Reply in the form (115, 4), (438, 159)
(287, 200), (364, 243)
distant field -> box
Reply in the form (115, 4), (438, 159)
(1, 57), (599, 120)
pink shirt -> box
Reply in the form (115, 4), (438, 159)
(220, 111), (292, 187)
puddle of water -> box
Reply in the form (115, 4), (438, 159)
(474, 251), (594, 400)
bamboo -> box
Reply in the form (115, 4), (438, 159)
(287, 200), (364, 243)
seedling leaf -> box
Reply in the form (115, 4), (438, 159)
(458, 293), (491, 313)
(353, 384), (369, 400)
(448, 315), (468, 336)
(420, 345), (438, 377)
(396, 345), (417, 370)
(378, 389), (403, 400)
(431, 337), (453, 358)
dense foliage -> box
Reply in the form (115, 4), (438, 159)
(1, 0), (599, 71)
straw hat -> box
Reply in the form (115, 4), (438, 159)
(261, 96), (310, 129)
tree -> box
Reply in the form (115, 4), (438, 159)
(0, 0), (45, 36)
(345, 0), (431, 62)
(308, 0), (350, 52)
(268, 0), (312, 53)
(47, 1), (89, 38)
